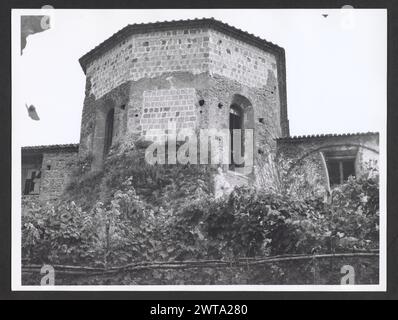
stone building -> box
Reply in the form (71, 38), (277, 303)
(21, 144), (78, 201)
(21, 18), (379, 201)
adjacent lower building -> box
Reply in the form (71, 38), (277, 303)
(21, 144), (79, 202)
(276, 132), (379, 195)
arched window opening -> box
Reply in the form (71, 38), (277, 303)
(227, 94), (254, 174)
(104, 108), (115, 156)
(229, 104), (244, 170)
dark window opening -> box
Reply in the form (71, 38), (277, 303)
(326, 158), (356, 186)
(104, 108), (115, 156)
(23, 170), (41, 195)
(229, 105), (244, 170)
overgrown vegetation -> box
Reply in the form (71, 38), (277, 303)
(22, 143), (380, 284)
(65, 141), (213, 211)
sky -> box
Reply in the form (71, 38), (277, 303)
(12, 9), (387, 146)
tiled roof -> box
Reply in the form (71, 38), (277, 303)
(79, 18), (284, 73)
(21, 143), (79, 152)
(277, 132), (379, 142)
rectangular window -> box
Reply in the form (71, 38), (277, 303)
(326, 158), (356, 186)
(22, 153), (43, 196)
(23, 170), (41, 195)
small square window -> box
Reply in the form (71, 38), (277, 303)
(323, 149), (358, 186)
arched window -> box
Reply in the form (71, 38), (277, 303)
(228, 94), (254, 173)
(229, 104), (244, 170)
(104, 108), (115, 155)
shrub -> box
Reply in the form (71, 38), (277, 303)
(22, 145), (379, 284)
(63, 141), (214, 212)
(22, 200), (101, 265)
(170, 173), (379, 259)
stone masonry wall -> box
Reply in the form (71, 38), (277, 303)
(79, 23), (286, 188)
(39, 150), (78, 201)
(208, 29), (277, 89)
(81, 69), (282, 178)
(86, 27), (211, 99)
(85, 27), (278, 99)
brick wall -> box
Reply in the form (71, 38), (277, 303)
(141, 88), (197, 140)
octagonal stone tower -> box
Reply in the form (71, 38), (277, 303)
(78, 18), (289, 187)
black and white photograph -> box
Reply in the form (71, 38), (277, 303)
(11, 7), (387, 291)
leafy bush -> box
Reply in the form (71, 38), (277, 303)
(22, 145), (379, 284)
(23, 169), (378, 268)
(22, 200), (101, 265)
(166, 172), (379, 260)
(63, 141), (213, 211)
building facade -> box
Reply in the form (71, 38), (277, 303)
(21, 144), (78, 201)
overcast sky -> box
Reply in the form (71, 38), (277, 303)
(12, 9), (386, 146)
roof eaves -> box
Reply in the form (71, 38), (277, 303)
(276, 132), (379, 143)
(21, 143), (80, 153)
